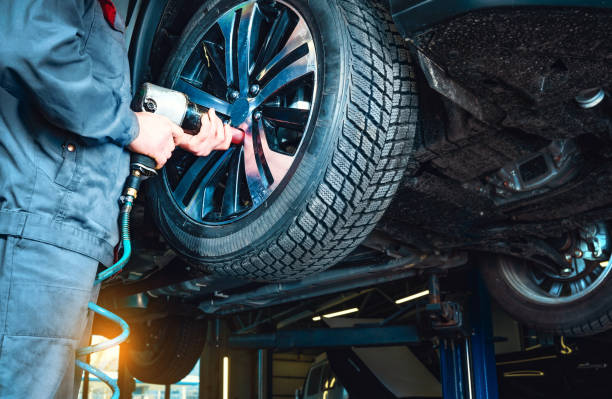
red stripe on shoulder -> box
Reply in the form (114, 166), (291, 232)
(98, 0), (117, 27)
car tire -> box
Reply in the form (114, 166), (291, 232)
(481, 254), (612, 336)
(147, 0), (418, 281)
(126, 316), (206, 384)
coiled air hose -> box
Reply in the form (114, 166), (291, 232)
(75, 165), (146, 399)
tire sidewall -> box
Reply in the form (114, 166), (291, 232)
(149, 0), (351, 259)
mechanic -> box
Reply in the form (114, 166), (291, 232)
(0, 1), (241, 397)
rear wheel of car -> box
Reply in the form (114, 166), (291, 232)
(148, 0), (418, 280)
(126, 317), (207, 384)
(481, 223), (612, 336)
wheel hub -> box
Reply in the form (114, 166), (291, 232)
(230, 98), (252, 125)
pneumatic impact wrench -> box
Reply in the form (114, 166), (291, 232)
(129, 82), (245, 184)
(76, 83), (245, 399)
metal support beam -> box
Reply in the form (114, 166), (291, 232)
(117, 345), (135, 399)
(200, 253), (467, 315)
(440, 339), (467, 399)
(200, 320), (225, 399)
(469, 272), (499, 399)
(439, 270), (500, 399)
(257, 349), (266, 399)
(228, 325), (421, 350)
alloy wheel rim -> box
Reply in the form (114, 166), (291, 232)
(501, 249), (612, 305)
(164, 0), (318, 225)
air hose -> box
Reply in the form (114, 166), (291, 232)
(75, 80), (224, 395)
(76, 156), (156, 399)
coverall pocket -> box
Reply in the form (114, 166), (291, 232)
(54, 141), (78, 190)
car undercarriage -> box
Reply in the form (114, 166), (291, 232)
(99, 0), (612, 384)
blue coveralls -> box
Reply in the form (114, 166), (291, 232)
(0, 1), (138, 397)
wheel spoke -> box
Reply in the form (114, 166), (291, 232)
(531, 272), (545, 285)
(548, 282), (563, 297)
(247, 5), (266, 77)
(243, 118), (271, 207)
(200, 184), (217, 220)
(174, 79), (231, 116)
(256, 18), (311, 83)
(174, 150), (235, 219)
(181, 177), (207, 221)
(253, 49), (315, 108)
(217, 10), (239, 87)
(221, 147), (244, 218)
(181, 50), (206, 82)
(252, 8), (295, 79)
(256, 117), (294, 184)
(202, 41), (227, 88)
(236, 3), (257, 96)
(574, 258), (587, 274)
(568, 281), (579, 296)
(262, 106), (310, 130)
(592, 265), (603, 277)
(173, 157), (215, 206)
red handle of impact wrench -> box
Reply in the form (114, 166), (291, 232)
(231, 129), (245, 144)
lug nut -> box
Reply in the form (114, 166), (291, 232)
(561, 267), (573, 276)
(249, 84), (260, 96)
(228, 89), (240, 101)
(574, 249), (583, 258)
(253, 111), (262, 121)
(564, 253), (573, 263)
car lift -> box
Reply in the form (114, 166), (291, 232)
(228, 271), (499, 399)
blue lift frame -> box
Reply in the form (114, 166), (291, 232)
(229, 270), (500, 399)
(440, 272), (499, 399)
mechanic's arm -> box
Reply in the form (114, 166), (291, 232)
(0, 1), (235, 167)
(0, 1), (142, 147)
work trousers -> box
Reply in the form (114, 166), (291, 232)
(0, 235), (100, 398)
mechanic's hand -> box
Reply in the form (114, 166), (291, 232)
(174, 108), (238, 157)
(130, 112), (182, 169)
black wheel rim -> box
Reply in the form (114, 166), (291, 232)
(163, 0), (318, 226)
(500, 223), (612, 304)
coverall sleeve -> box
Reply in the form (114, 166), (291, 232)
(0, 0), (139, 147)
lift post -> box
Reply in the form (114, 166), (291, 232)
(440, 272), (499, 399)
(440, 339), (468, 398)
(469, 272), (499, 399)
